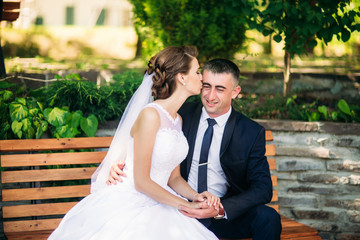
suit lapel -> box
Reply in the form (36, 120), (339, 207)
(183, 104), (202, 179)
(220, 110), (238, 159)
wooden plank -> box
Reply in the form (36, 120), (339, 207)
(3, 2), (21, 10)
(5, 231), (52, 240)
(272, 190), (278, 202)
(1, 151), (106, 167)
(2, 11), (19, 21)
(265, 130), (273, 141)
(281, 235), (321, 240)
(3, 202), (77, 218)
(265, 144), (276, 156)
(0, 137), (113, 152)
(268, 158), (276, 170)
(272, 175), (277, 186)
(2, 185), (90, 201)
(2, 167), (96, 183)
(3, 218), (61, 233)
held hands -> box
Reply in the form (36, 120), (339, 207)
(193, 191), (222, 211)
(179, 191), (224, 219)
(106, 162), (127, 185)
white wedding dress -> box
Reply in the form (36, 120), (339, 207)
(49, 103), (218, 240)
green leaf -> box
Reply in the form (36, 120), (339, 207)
(56, 125), (81, 138)
(3, 90), (13, 101)
(311, 112), (320, 121)
(21, 118), (31, 131)
(80, 114), (98, 137)
(318, 106), (328, 120)
(70, 110), (83, 129)
(9, 103), (29, 121)
(15, 98), (26, 105)
(37, 101), (44, 112)
(331, 112), (338, 121)
(11, 120), (23, 138)
(24, 127), (35, 139)
(44, 107), (71, 127)
(41, 120), (48, 132)
(29, 108), (39, 116)
(341, 28), (351, 42)
(35, 126), (44, 139)
(337, 99), (351, 116)
(273, 34), (282, 43)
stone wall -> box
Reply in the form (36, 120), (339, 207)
(257, 120), (360, 240)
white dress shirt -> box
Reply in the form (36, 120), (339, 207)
(187, 107), (232, 197)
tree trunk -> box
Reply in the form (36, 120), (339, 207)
(283, 50), (291, 96)
(134, 27), (142, 59)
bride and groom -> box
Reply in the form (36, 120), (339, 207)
(49, 46), (281, 239)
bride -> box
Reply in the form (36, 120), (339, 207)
(48, 46), (220, 239)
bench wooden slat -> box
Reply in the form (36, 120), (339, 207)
(265, 130), (273, 141)
(2, 1), (21, 22)
(265, 144), (276, 156)
(272, 190), (278, 202)
(2, 185), (90, 201)
(280, 216), (320, 238)
(0, 137), (112, 152)
(268, 158), (276, 170)
(272, 175), (277, 186)
(2, 167), (96, 183)
(1, 151), (106, 167)
(5, 231), (52, 240)
(2, 11), (19, 21)
(3, 1), (21, 10)
(3, 218), (61, 233)
(3, 202), (77, 218)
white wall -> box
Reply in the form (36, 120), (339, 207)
(15, 0), (133, 28)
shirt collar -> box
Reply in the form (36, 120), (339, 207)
(200, 106), (232, 128)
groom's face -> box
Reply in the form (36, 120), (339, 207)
(201, 70), (241, 118)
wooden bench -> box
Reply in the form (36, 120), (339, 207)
(0, 131), (321, 239)
(1, 1), (21, 22)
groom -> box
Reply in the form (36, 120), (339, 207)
(109, 59), (281, 239)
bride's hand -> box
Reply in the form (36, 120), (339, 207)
(193, 191), (223, 210)
(187, 200), (209, 209)
(106, 162), (126, 185)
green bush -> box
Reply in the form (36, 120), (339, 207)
(41, 71), (142, 123)
(232, 93), (360, 123)
(129, 0), (247, 62)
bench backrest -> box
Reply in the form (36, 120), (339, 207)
(1, 1), (21, 22)
(0, 131), (277, 239)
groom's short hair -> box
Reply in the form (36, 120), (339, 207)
(202, 59), (240, 85)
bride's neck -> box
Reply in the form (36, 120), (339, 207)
(156, 90), (189, 118)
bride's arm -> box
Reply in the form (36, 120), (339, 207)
(132, 108), (204, 210)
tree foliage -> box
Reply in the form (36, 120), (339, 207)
(248, 0), (360, 95)
(253, 0), (360, 55)
(129, 0), (250, 62)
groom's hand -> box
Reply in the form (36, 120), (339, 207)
(178, 205), (219, 219)
(106, 162), (126, 185)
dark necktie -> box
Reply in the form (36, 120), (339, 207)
(198, 118), (216, 193)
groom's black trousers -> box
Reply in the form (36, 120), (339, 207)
(206, 205), (282, 240)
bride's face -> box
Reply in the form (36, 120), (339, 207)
(183, 58), (202, 95)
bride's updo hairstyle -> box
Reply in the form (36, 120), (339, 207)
(146, 46), (198, 99)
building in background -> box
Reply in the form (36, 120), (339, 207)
(13, 0), (133, 28)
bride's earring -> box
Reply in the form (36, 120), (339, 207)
(182, 81), (186, 86)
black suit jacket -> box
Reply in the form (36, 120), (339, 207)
(178, 102), (273, 221)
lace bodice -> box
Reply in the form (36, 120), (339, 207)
(122, 103), (189, 189)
